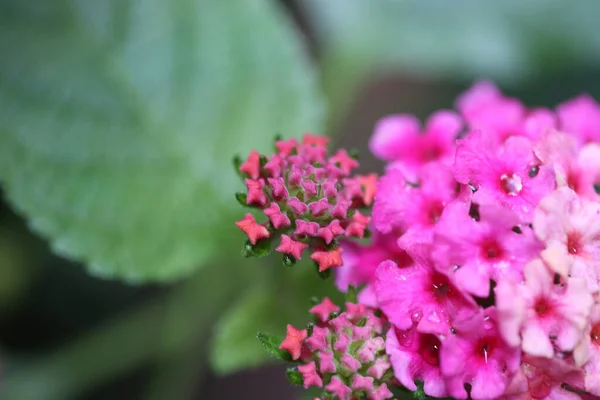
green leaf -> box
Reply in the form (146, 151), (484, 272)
(242, 239), (272, 258)
(210, 262), (343, 375)
(0, 0), (324, 282)
(286, 367), (303, 386)
(346, 284), (358, 303)
(257, 333), (293, 362)
(210, 286), (301, 374)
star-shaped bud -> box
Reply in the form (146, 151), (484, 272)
(235, 214), (269, 244)
(345, 302), (367, 320)
(334, 332), (351, 353)
(303, 133), (329, 147)
(322, 178), (339, 197)
(301, 179), (318, 197)
(367, 359), (391, 380)
(330, 149), (359, 174)
(263, 154), (284, 177)
(309, 198), (330, 216)
(318, 351), (337, 373)
(318, 220), (345, 244)
(288, 197), (308, 215)
(297, 361), (323, 388)
(341, 354), (361, 372)
(275, 137), (298, 157)
(267, 177), (289, 199)
(239, 150), (261, 179)
(306, 326), (329, 352)
(325, 377), (352, 400)
(370, 384), (394, 400)
(352, 375), (374, 391)
(263, 203), (291, 229)
(311, 247), (344, 272)
(345, 211), (371, 238)
(275, 235), (308, 260)
(295, 220), (319, 237)
(331, 199), (351, 219)
(280, 324), (308, 360)
(358, 173), (378, 206)
(245, 178), (267, 206)
(309, 297), (340, 322)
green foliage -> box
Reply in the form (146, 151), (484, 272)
(210, 263), (344, 375)
(0, 0), (323, 282)
(210, 286), (300, 374)
(286, 367), (304, 386)
(257, 333), (294, 363)
(346, 284), (358, 303)
(243, 239), (272, 259)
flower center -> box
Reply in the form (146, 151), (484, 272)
(592, 324), (600, 345)
(567, 171), (580, 193)
(534, 297), (554, 318)
(418, 334), (441, 366)
(427, 200), (444, 225)
(567, 231), (583, 255)
(500, 173), (523, 196)
(475, 337), (495, 363)
(430, 272), (453, 302)
(481, 238), (504, 260)
(422, 144), (442, 162)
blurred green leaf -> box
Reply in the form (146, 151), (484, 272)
(257, 333), (294, 363)
(286, 367), (303, 386)
(210, 286), (303, 374)
(303, 0), (600, 127)
(0, 0), (324, 282)
(210, 262), (343, 375)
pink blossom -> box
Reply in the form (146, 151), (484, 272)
(335, 232), (412, 306)
(574, 304), (600, 395)
(373, 162), (459, 239)
(534, 131), (600, 201)
(440, 308), (521, 400)
(386, 326), (448, 397)
(456, 81), (555, 142)
(501, 355), (585, 400)
(557, 94), (600, 145)
(453, 129), (555, 220)
(375, 245), (477, 335)
(432, 201), (542, 297)
(533, 188), (600, 290)
(495, 258), (593, 358)
(456, 81), (504, 119)
(457, 82), (526, 142)
(370, 111), (462, 181)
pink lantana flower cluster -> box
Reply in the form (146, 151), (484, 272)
(235, 134), (376, 272)
(344, 81), (600, 398)
(280, 298), (396, 400)
(234, 82), (600, 399)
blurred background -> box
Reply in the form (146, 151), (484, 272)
(1, 0), (600, 399)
